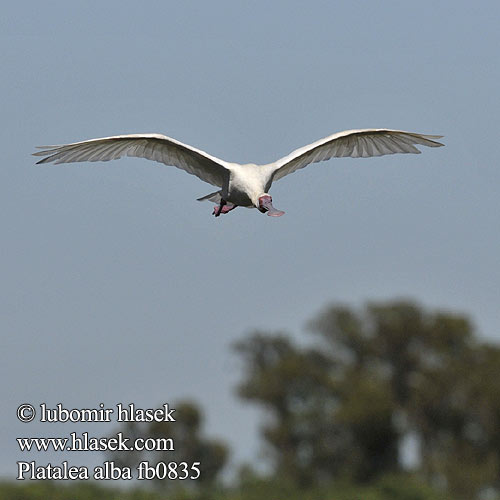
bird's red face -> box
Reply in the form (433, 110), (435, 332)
(258, 195), (285, 217)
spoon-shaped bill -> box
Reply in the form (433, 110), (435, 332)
(259, 195), (285, 217)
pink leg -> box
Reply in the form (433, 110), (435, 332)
(213, 202), (237, 216)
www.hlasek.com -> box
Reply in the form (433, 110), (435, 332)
(18, 432), (174, 452)
(16, 402), (201, 481)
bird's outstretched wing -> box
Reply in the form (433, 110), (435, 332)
(270, 129), (444, 181)
(33, 133), (231, 187)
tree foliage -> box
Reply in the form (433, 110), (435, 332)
(110, 400), (228, 489)
(234, 300), (500, 498)
(0, 474), (453, 500)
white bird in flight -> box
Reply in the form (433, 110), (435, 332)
(33, 128), (443, 217)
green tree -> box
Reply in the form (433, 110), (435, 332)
(110, 400), (228, 489)
(234, 300), (500, 498)
(234, 333), (339, 485)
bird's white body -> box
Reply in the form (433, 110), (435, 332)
(225, 163), (274, 207)
(34, 128), (444, 217)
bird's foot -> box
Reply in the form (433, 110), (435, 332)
(213, 202), (236, 216)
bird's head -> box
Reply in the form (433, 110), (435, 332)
(257, 194), (285, 217)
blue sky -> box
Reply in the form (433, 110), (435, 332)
(2, 0), (499, 480)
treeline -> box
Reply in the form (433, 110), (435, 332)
(0, 475), (449, 500)
(5, 300), (500, 500)
(234, 300), (500, 499)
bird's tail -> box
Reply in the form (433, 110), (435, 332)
(197, 191), (222, 203)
